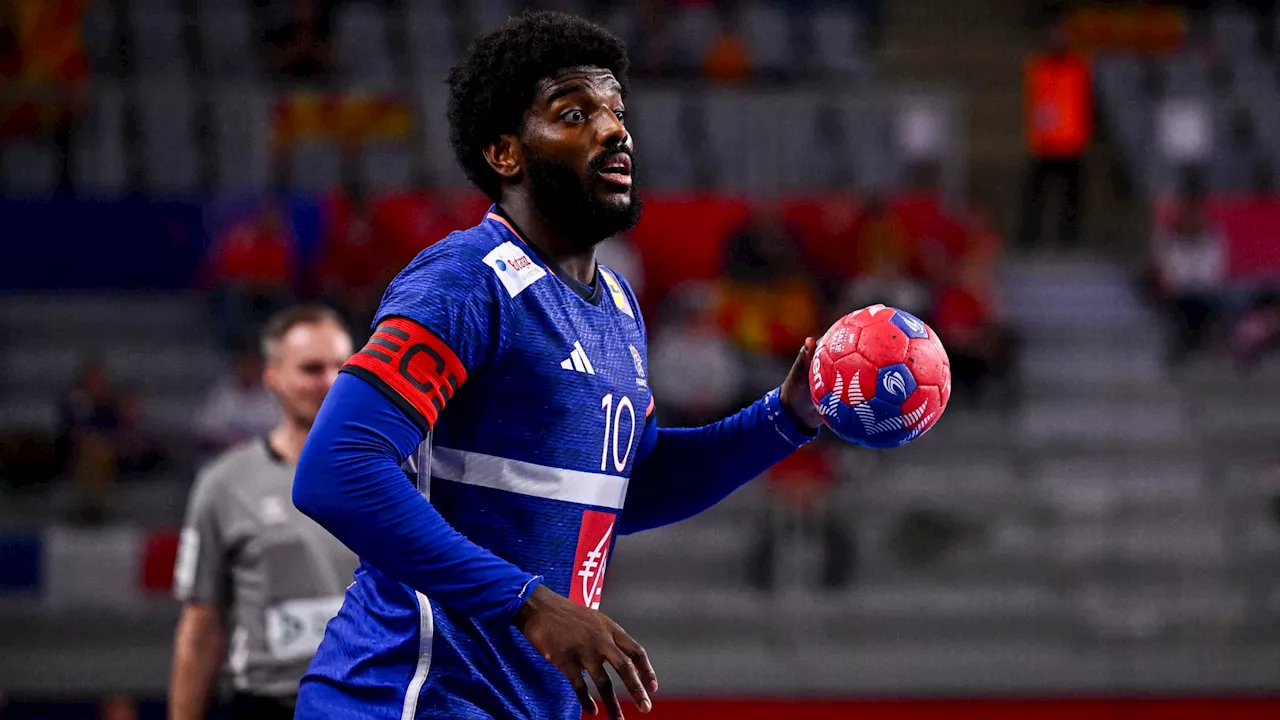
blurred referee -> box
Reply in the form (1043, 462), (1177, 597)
(169, 305), (358, 720)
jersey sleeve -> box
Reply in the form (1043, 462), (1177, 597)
(340, 250), (504, 432)
(174, 470), (228, 605)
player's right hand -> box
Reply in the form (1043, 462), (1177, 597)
(513, 584), (657, 719)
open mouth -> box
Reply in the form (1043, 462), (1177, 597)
(596, 153), (632, 188)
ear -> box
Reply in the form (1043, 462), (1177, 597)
(483, 134), (523, 182)
(262, 362), (278, 395)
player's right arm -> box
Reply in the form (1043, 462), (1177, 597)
(169, 471), (229, 720)
(169, 602), (226, 720)
(291, 260), (655, 717)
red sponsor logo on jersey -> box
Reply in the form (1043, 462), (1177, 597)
(571, 510), (615, 610)
(509, 254), (533, 272)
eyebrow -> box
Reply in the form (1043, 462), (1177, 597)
(544, 77), (623, 106)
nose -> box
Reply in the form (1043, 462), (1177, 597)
(597, 108), (628, 150)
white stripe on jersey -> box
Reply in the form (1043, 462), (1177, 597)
(431, 447), (628, 510)
(573, 341), (595, 374)
(400, 590), (434, 720)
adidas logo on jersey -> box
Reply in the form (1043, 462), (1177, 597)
(560, 341), (596, 375)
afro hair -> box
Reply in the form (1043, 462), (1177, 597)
(446, 11), (630, 202)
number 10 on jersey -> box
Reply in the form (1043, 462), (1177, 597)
(600, 393), (636, 473)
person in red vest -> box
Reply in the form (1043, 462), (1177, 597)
(1017, 21), (1092, 251)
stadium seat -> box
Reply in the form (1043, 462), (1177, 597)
(81, 0), (120, 76)
(288, 141), (344, 194)
(740, 1), (794, 75)
(209, 83), (273, 193)
(359, 141), (414, 192)
(0, 140), (61, 198)
(842, 95), (899, 193)
(699, 90), (759, 193)
(668, 4), (717, 73)
(196, 0), (257, 78)
(473, 0), (518, 33)
(1161, 52), (1212, 96)
(126, 0), (188, 77)
(772, 93), (857, 193)
(405, 3), (458, 78)
(334, 2), (396, 88)
(1211, 8), (1262, 68)
(627, 88), (697, 191)
(599, 5), (637, 48)
(809, 6), (866, 78)
(135, 82), (201, 195)
(71, 81), (129, 197)
(415, 83), (469, 189)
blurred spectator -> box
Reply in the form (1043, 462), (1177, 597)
(205, 198), (297, 352)
(0, 0), (88, 187)
(650, 284), (744, 426)
(749, 439), (854, 591)
(55, 357), (166, 524)
(317, 193), (393, 343)
(932, 258), (1014, 406)
(889, 165), (969, 281)
(195, 350), (279, 453)
(715, 205), (823, 396)
(841, 197), (932, 321)
(954, 188), (1003, 272)
(113, 387), (168, 476)
(1153, 185), (1227, 365)
(856, 196), (913, 276)
(55, 354), (119, 473)
(1017, 21), (1092, 251)
(703, 6), (751, 84)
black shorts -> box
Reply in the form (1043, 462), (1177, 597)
(225, 692), (296, 720)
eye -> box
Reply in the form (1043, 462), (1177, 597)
(614, 108), (626, 122)
(561, 109), (585, 123)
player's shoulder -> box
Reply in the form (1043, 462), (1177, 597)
(386, 220), (548, 305)
(193, 439), (272, 496)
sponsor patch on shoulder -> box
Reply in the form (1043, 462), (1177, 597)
(483, 241), (547, 297)
(599, 269), (634, 318)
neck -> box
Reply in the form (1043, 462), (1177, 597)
(498, 192), (597, 287)
(267, 422), (309, 465)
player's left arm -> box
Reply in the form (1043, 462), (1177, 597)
(618, 339), (822, 535)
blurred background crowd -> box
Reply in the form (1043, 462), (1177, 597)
(2, 0), (1280, 718)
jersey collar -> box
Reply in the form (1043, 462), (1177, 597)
(486, 205), (603, 306)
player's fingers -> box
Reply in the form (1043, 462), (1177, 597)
(566, 662), (598, 716)
(587, 658), (624, 720)
(605, 645), (652, 713)
(790, 338), (814, 372)
(613, 628), (658, 694)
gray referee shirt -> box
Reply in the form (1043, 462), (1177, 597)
(174, 437), (358, 698)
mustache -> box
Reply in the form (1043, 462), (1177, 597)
(587, 143), (634, 175)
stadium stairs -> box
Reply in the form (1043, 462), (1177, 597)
(604, 255), (1280, 694)
(0, 292), (220, 528)
(879, 0), (1030, 235)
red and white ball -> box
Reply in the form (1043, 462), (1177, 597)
(808, 304), (950, 449)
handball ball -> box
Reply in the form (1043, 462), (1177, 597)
(808, 304), (950, 449)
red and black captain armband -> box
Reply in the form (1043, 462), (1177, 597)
(341, 317), (468, 431)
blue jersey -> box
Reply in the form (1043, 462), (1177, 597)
(304, 209), (653, 718)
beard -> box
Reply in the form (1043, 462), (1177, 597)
(524, 144), (643, 249)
